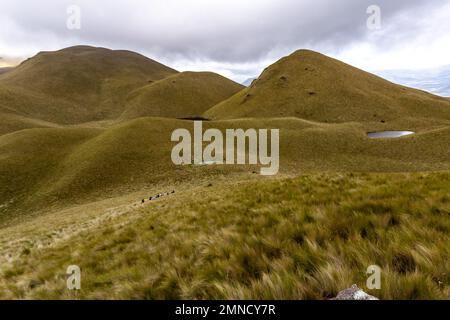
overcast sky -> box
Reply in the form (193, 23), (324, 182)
(1, 0), (450, 82)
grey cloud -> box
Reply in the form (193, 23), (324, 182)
(0, 0), (446, 60)
(0, 0), (449, 81)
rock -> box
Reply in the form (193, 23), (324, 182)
(333, 285), (378, 300)
(29, 279), (44, 290)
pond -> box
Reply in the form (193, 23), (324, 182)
(367, 131), (415, 139)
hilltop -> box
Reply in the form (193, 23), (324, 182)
(204, 50), (450, 128)
(120, 72), (243, 120)
(0, 47), (245, 132)
(0, 46), (178, 124)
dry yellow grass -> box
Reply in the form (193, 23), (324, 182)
(0, 172), (448, 299)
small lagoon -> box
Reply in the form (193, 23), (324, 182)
(367, 131), (415, 139)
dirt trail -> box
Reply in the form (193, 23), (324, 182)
(0, 197), (161, 268)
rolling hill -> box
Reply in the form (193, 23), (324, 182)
(0, 111), (59, 136)
(120, 72), (243, 120)
(0, 46), (244, 133)
(1, 116), (449, 224)
(205, 50), (450, 127)
(0, 46), (178, 124)
(0, 46), (449, 219)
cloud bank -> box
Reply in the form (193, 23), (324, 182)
(0, 0), (449, 81)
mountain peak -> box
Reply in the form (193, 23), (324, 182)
(205, 49), (450, 123)
(0, 46), (178, 123)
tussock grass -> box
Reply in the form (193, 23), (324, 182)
(1, 172), (448, 299)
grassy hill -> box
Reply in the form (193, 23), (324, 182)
(0, 46), (178, 124)
(0, 112), (59, 136)
(1, 116), (448, 224)
(0, 47), (243, 134)
(120, 72), (243, 120)
(205, 50), (450, 127)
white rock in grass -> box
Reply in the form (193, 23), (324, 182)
(333, 285), (378, 300)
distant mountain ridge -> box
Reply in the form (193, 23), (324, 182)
(0, 67), (12, 75)
(375, 66), (450, 97)
(244, 67), (450, 96)
(242, 77), (256, 87)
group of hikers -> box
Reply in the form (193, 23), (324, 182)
(141, 190), (175, 204)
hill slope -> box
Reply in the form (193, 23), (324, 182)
(120, 72), (244, 120)
(1, 117), (449, 222)
(205, 50), (450, 125)
(0, 46), (178, 124)
(0, 172), (448, 299)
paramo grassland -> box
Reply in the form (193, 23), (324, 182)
(0, 46), (449, 299)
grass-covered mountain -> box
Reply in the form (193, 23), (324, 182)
(0, 46), (177, 124)
(0, 46), (242, 130)
(205, 50), (450, 126)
